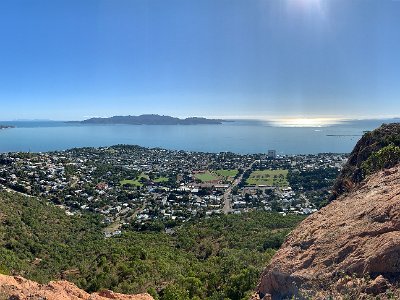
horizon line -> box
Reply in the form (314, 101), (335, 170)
(1, 115), (399, 124)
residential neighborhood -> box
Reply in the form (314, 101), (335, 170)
(0, 145), (347, 235)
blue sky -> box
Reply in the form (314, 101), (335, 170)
(0, 0), (399, 121)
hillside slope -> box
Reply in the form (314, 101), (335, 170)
(331, 123), (400, 199)
(0, 188), (303, 299)
(255, 123), (400, 299)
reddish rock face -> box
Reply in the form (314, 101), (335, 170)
(0, 274), (154, 300)
(256, 165), (400, 299)
(331, 123), (400, 200)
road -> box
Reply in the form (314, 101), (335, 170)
(104, 197), (148, 236)
(222, 160), (257, 214)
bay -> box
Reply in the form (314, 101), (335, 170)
(0, 119), (398, 154)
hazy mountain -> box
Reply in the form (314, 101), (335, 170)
(73, 114), (226, 125)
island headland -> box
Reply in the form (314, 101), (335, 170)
(69, 114), (227, 125)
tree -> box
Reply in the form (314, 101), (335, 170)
(161, 284), (190, 300)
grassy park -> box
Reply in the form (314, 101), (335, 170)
(195, 169), (238, 182)
(194, 171), (220, 182)
(120, 173), (149, 187)
(246, 169), (288, 187)
(154, 176), (169, 183)
(215, 169), (238, 178)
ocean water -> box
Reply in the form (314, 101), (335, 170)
(0, 119), (398, 155)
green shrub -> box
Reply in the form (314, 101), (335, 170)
(361, 144), (400, 176)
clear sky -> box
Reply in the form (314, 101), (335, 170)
(0, 0), (399, 121)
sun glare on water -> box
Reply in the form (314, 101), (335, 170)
(269, 118), (343, 127)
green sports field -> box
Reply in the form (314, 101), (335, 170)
(194, 171), (220, 182)
(215, 169), (238, 178)
(194, 169), (238, 182)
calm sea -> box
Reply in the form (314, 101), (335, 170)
(0, 119), (398, 155)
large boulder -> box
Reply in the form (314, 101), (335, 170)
(256, 165), (400, 299)
(0, 274), (154, 300)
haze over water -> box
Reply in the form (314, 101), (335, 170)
(0, 119), (396, 155)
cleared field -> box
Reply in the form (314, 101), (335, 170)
(215, 169), (238, 178)
(194, 169), (238, 183)
(194, 171), (220, 182)
(246, 169), (288, 187)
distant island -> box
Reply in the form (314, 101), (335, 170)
(0, 125), (15, 129)
(70, 114), (227, 125)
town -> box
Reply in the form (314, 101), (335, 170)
(0, 145), (347, 236)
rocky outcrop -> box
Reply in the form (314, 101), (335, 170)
(255, 164), (400, 299)
(0, 274), (154, 300)
(331, 123), (400, 199)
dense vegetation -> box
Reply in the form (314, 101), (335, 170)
(0, 190), (304, 299)
(361, 144), (400, 176)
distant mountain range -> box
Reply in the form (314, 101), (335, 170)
(70, 114), (227, 125)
